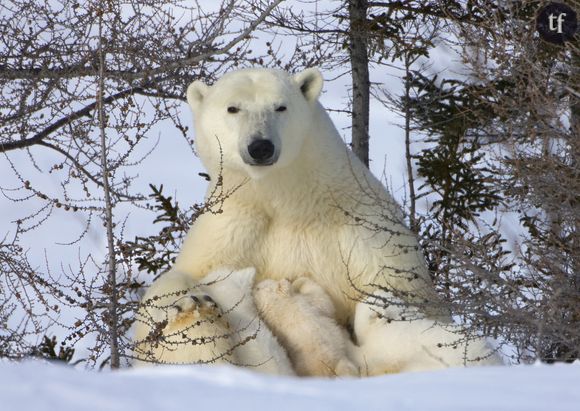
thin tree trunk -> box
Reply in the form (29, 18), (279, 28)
(348, 0), (370, 167)
(97, 7), (120, 369)
(569, 46), (580, 295)
(403, 57), (417, 233)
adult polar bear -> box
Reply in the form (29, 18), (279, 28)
(136, 67), (485, 372)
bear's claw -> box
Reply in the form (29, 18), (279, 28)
(202, 295), (218, 308)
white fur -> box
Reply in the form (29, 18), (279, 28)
(134, 267), (294, 375)
(136, 67), (497, 374)
(177, 67), (438, 322)
(254, 277), (358, 377)
(132, 269), (235, 366)
(201, 267), (295, 375)
(351, 291), (503, 374)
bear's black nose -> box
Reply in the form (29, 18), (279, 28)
(248, 139), (275, 164)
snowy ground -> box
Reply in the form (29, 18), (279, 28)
(2, 361), (579, 411)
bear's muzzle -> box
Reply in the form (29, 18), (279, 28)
(246, 139), (277, 166)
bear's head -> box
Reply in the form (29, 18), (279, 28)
(186, 68), (323, 179)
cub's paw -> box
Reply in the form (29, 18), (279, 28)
(166, 293), (224, 330)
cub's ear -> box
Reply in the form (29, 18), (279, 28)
(293, 68), (323, 102)
(186, 81), (209, 112)
(235, 267), (257, 290)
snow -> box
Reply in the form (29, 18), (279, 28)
(2, 361), (579, 411)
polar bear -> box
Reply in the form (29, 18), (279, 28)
(134, 267), (294, 375)
(351, 291), (503, 373)
(135, 67), (496, 372)
(254, 277), (358, 377)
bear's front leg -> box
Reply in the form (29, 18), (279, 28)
(172, 200), (269, 280)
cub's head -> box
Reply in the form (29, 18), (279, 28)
(253, 279), (292, 313)
(186, 68), (323, 179)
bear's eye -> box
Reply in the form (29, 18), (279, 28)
(227, 106), (240, 114)
(275, 106), (287, 112)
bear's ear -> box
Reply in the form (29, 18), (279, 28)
(293, 68), (323, 102)
(186, 81), (209, 112)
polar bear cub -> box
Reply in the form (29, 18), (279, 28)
(353, 290), (503, 374)
(203, 267), (294, 375)
(254, 277), (358, 377)
(134, 267), (294, 375)
(133, 269), (235, 366)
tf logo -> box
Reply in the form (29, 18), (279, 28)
(536, 2), (577, 44)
